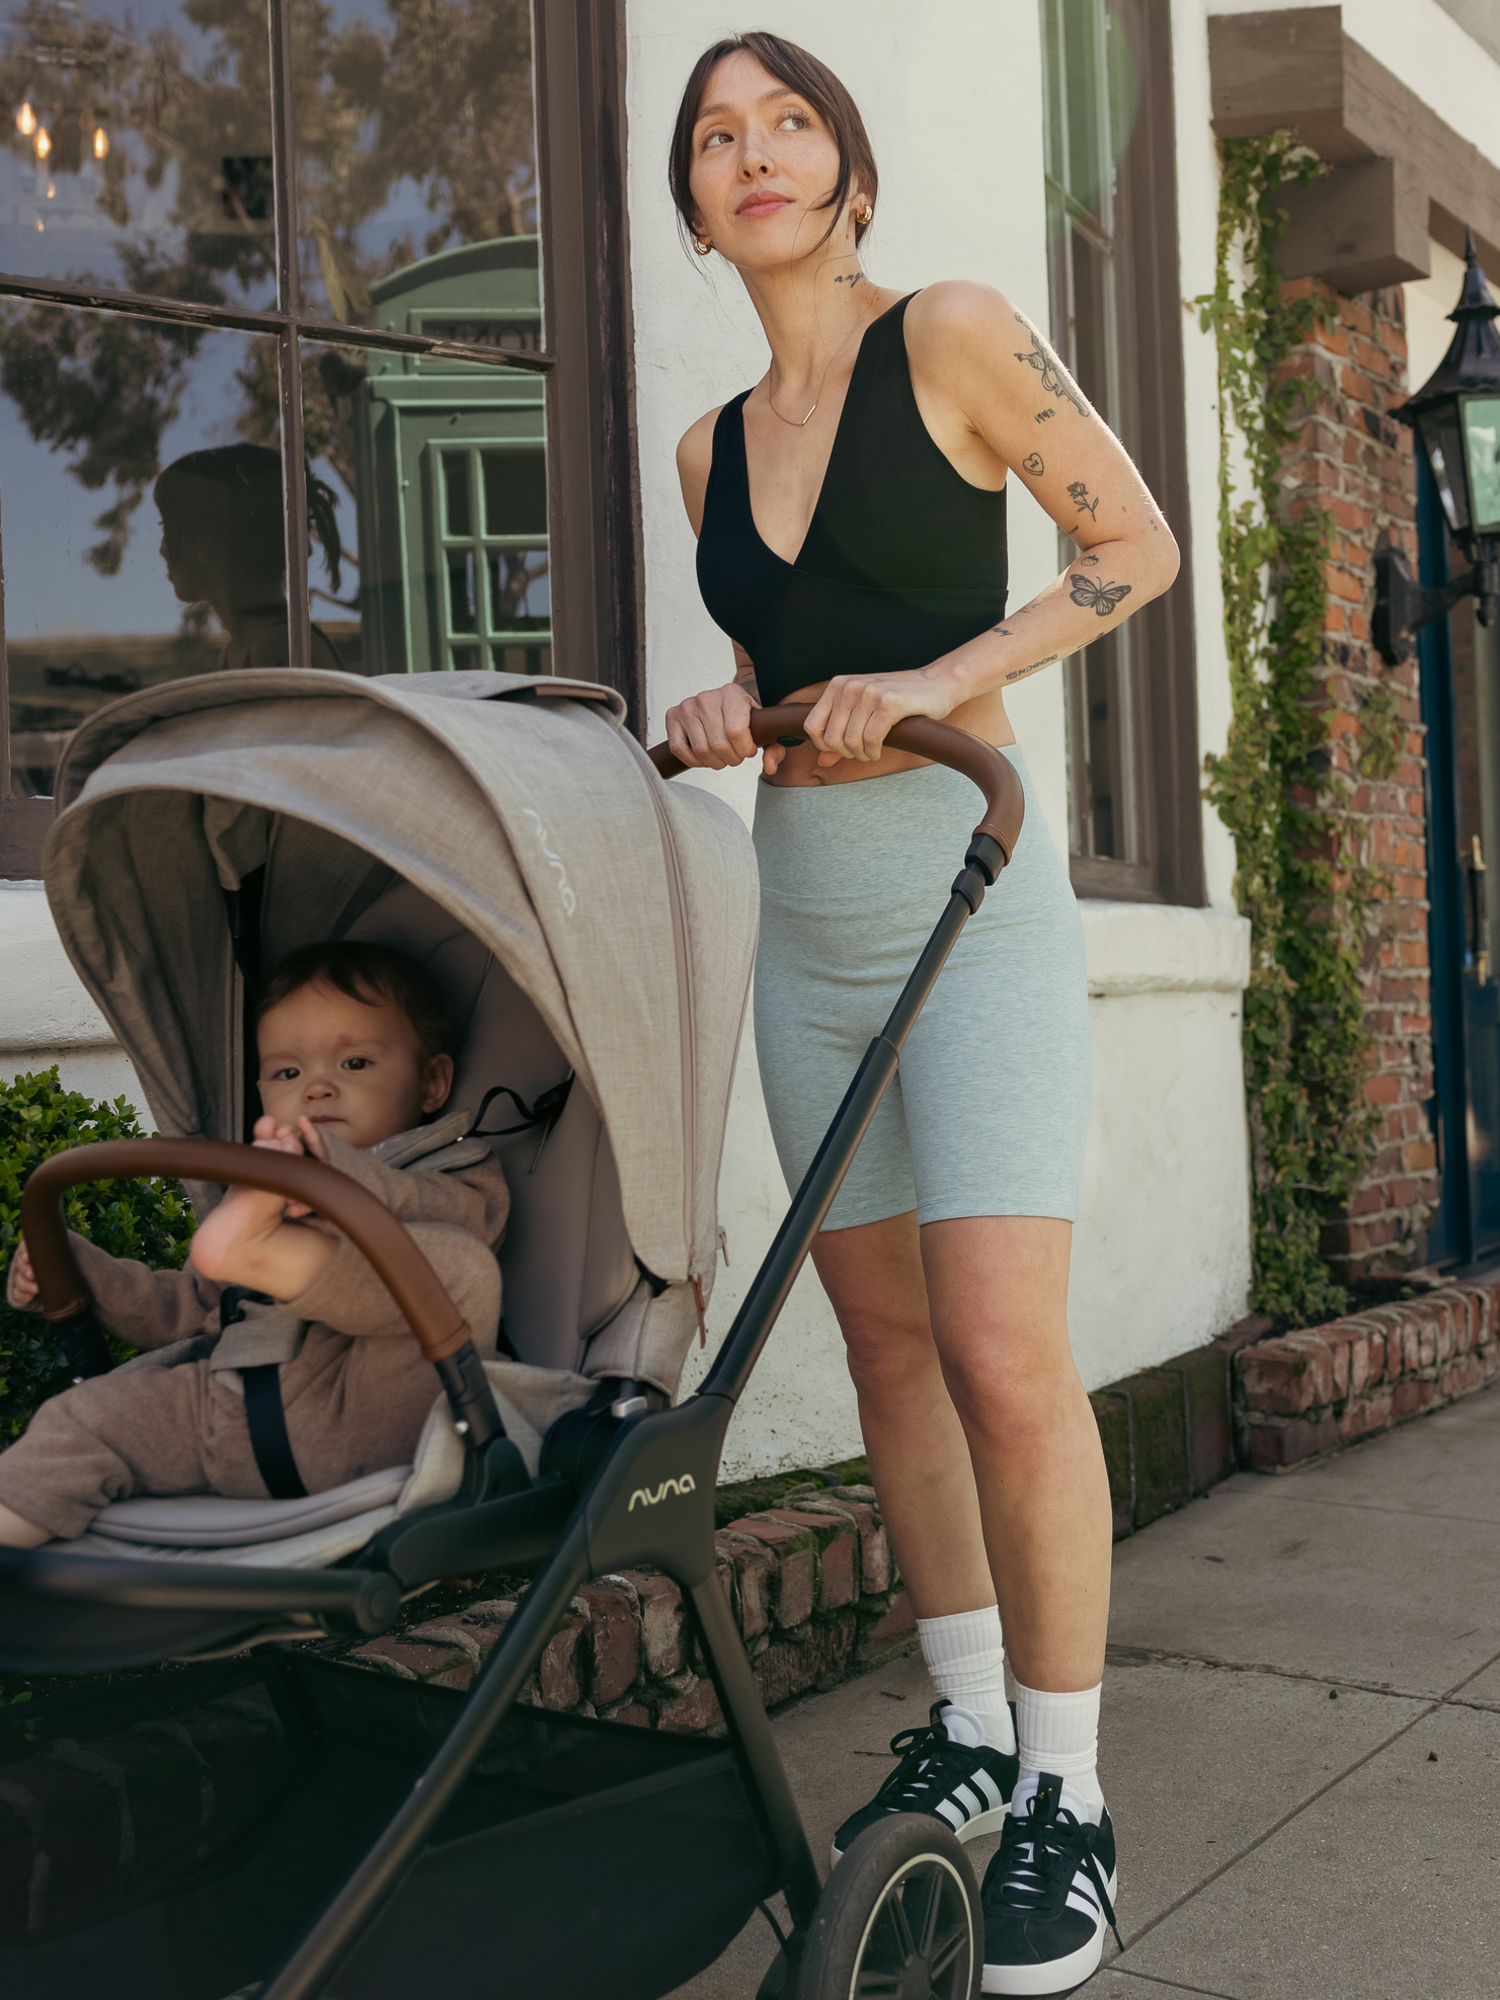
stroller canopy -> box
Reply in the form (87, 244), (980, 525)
(45, 671), (757, 1294)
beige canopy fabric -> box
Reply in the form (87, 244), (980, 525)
(45, 670), (759, 1296)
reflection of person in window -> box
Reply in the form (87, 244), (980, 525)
(155, 444), (347, 672)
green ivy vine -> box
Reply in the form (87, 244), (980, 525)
(1198, 134), (1399, 1325)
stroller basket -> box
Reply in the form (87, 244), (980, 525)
(1, 1651), (775, 2000)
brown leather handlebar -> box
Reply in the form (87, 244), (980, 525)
(647, 704), (1025, 865)
(20, 1140), (472, 1364)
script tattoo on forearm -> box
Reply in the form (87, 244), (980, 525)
(1069, 574), (1132, 616)
(1013, 314), (1089, 419)
(1004, 654), (1061, 684)
(734, 661), (761, 700)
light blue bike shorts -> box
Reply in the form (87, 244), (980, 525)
(751, 746), (1092, 1231)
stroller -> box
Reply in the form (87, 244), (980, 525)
(0, 669), (1022, 2000)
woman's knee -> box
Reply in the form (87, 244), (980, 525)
(839, 1307), (940, 1397)
(937, 1325), (1085, 1439)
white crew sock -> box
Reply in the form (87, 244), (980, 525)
(1013, 1679), (1104, 1822)
(917, 1604), (1017, 1755)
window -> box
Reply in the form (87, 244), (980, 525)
(1041, 0), (1202, 905)
(0, 0), (640, 876)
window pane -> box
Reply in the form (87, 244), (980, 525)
(303, 321), (550, 676)
(289, 0), (539, 331)
(0, 0), (277, 310)
(1, 305), (290, 796)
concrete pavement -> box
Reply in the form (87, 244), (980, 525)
(671, 1379), (1500, 1998)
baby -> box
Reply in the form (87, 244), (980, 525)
(0, 941), (509, 1546)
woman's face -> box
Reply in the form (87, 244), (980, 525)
(687, 52), (861, 274)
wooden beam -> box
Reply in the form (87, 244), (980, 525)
(1276, 156), (1431, 295)
(1209, 6), (1500, 283)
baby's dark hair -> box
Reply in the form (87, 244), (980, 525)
(257, 942), (450, 1063)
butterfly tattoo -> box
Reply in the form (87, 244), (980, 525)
(1069, 574), (1133, 617)
(1013, 316), (1088, 418)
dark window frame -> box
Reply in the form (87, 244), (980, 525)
(0, 0), (642, 878)
(1045, 0), (1204, 909)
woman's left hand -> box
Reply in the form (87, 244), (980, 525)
(802, 666), (958, 766)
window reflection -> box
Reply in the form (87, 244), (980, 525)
(290, 0), (539, 330)
(1, 305), (289, 795)
(303, 236), (550, 675)
(0, 0), (276, 310)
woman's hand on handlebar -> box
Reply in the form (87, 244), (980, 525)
(803, 666), (959, 767)
(665, 675), (786, 776)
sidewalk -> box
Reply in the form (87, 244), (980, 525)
(672, 1379), (1500, 1998)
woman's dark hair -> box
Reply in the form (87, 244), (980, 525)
(668, 31), (878, 257)
(155, 443), (344, 591)
(257, 942), (450, 1064)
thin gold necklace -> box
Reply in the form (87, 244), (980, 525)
(765, 305), (871, 427)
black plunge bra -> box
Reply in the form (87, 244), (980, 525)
(695, 293), (1009, 711)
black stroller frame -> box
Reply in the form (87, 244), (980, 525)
(0, 705), (1024, 2000)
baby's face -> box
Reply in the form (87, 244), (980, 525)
(257, 979), (451, 1149)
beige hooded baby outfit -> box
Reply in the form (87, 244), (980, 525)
(0, 1113), (509, 1541)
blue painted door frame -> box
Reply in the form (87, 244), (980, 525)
(1418, 457), (1500, 1267)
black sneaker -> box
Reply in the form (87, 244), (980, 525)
(980, 1774), (1121, 1995)
(831, 1700), (1018, 1864)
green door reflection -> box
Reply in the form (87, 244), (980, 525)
(346, 235), (548, 676)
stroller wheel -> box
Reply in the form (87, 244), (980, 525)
(793, 1813), (981, 2000)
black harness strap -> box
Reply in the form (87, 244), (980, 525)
(240, 1365), (308, 1500)
(220, 1287), (307, 1501)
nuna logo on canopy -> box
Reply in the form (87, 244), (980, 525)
(628, 1473), (697, 1511)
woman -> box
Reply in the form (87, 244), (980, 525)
(664, 33), (1177, 1996)
(155, 444), (348, 672)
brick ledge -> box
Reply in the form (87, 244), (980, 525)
(1235, 1280), (1500, 1470)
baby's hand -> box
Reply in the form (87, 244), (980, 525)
(250, 1115), (317, 1217)
(6, 1242), (37, 1310)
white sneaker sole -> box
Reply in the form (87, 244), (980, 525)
(980, 1866), (1119, 1996)
(830, 1801), (1010, 1868)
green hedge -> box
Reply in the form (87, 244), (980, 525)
(0, 1070), (196, 1443)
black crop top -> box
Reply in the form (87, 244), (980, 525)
(696, 293), (1008, 709)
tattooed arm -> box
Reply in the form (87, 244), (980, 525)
(800, 281), (1180, 764)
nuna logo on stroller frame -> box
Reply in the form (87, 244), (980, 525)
(627, 1473), (697, 1511)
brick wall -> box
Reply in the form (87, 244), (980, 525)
(347, 1485), (914, 1726)
(1280, 278), (1438, 1278)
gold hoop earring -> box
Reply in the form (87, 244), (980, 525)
(856, 204), (873, 226)
(693, 236), (712, 256)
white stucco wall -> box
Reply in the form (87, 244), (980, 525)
(0, 0), (1258, 1485)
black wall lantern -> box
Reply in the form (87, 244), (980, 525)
(1374, 230), (1500, 665)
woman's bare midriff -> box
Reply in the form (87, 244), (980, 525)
(761, 683), (1015, 786)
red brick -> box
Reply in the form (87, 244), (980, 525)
(601, 1701), (654, 1729)
(1393, 1378), (1439, 1418)
(348, 1639), (457, 1681)
(801, 1495), (890, 1596)
(1246, 1416), (1343, 1469)
(1438, 1352), (1486, 1401)
(1238, 1336), (1334, 1414)
(716, 1530), (776, 1640)
(1340, 1386), (1395, 1442)
(657, 1673), (723, 1734)
(578, 1580), (640, 1705)
(766, 1507), (859, 1609)
(724, 1516), (818, 1629)
(620, 1569), (685, 1678)
(538, 1605), (589, 1710)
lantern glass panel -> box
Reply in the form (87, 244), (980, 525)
(1463, 394), (1500, 536)
(1418, 403), (1470, 534)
